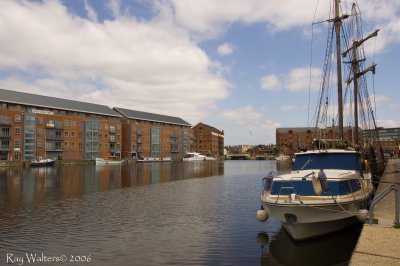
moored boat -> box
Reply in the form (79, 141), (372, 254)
(29, 158), (55, 167)
(137, 157), (172, 162)
(183, 152), (217, 161)
(260, 148), (373, 240)
(95, 157), (124, 165)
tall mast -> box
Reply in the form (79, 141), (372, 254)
(334, 0), (344, 140)
(342, 3), (379, 146)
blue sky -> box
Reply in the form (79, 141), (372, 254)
(0, 0), (399, 145)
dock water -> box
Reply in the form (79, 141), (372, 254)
(350, 158), (400, 265)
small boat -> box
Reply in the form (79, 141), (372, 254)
(29, 158), (55, 167)
(259, 148), (373, 241)
(137, 157), (172, 162)
(275, 155), (291, 161)
(95, 157), (124, 165)
(183, 152), (217, 161)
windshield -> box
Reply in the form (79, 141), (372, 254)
(293, 152), (361, 171)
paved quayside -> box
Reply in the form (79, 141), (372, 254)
(350, 158), (400, 265)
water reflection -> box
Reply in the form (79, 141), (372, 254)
(0, 162), (224, 212)
(258, 223), (363, 265)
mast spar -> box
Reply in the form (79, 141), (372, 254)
(342, 3), (379, 146)
(333, 0), (346, 140)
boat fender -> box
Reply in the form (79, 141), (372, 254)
(311, 173), (322, 195)
(290, 193), (297, 201)
(356, 209), (369, 222)
(256, 206), (269, 222)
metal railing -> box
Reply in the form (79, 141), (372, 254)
(368, 183), (399, 224)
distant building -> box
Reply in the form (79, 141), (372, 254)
(113, 108), (192, 161)
(364, 127), (400, 154)
(192, 122), (224, 158)
(276, 127), (359, 155)
(0, 88), (122, 161)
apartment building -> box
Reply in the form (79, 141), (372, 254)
(192, 122), (224, 159)
(0, 88), (122, 161)
(113, 107), (192, 161)
(276, 127), (358, 155)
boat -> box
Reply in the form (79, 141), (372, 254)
(29, 158), (55, 167)
(275, 154), (291, 161)
(183, 152), (207, 161)
(95, 157), (124, 165)
(183, 152), (217, 161)
(136, 157), (172, 162)
(257, 0), (384, 241)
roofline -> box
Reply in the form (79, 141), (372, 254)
(0, 89), (122, 118)
(113, 107), (191, 127)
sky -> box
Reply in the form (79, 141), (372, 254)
(0, 0), (399, 145)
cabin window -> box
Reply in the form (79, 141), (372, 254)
(271, 180), (361, 196)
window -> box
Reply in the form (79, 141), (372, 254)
(14, 139), (21, 147)
(64, 131), (69, 137)
(37, 140), (43, 148)
(37, 128), (43, 135)
(71, 121), (76, 127)
(38, 117), (43, 124)
(15, 115), (21, 122)
(71, 131), (76, 137)
(64, 120), (70, 127)
(14, 127), (21, 134)
(64, 141), (69, 148)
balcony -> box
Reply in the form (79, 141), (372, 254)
(0, 132), (11, 138)
(0, 117), (11, 126)
(46, 136), (63, 141)
(0, 144), (11, 150)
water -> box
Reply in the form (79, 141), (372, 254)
(0, 161), (361, 266)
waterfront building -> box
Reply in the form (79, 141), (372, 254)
(192, 122), (224, 159)
(364, 127), (400, 154)
(113, 107), (192, 161)
(276, 127), (357, 155)
(0, 88), (122, 161)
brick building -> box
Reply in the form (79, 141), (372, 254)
(192, 122), (224, 158)
(0, 88), (122, 161)
(276, 127), (359, 155)
(114, 107), (192, 161)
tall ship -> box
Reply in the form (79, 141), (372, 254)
(257, 0), (384, 241)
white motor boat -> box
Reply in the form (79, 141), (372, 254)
(183, 152), (216, 161)
(259, 149), (374, 241)
(96, 157), (124, 165)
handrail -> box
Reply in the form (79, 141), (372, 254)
(368, 183), (399, 224)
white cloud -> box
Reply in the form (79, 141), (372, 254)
(83, 0), (98, 22)
(377, 120), (400, 128)
(219, 105), (281, 144)
(106, 0), (121, 18)
(280, 105), (295, 111)
(168, 0), (330, 38)
(285, 67), (321, 92)
(217, 43), (235, 56)
(0, 0), (230, 124)
(261, 74), (281, 91)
